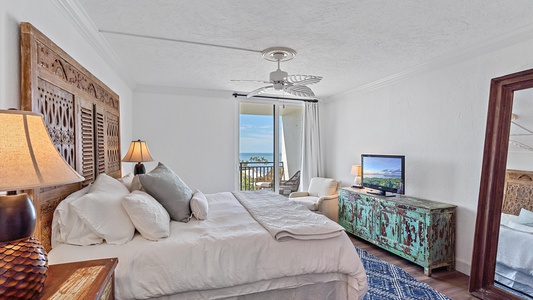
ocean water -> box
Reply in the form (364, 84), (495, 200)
(240, 152), (280, 162)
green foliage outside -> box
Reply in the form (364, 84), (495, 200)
(364, 177), (402, 189)
(240, 156), (268, 190)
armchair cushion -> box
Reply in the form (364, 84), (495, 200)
(290, 196), (319, 211)
(289, 191), (310, 198)
(307, 178), (338, 197)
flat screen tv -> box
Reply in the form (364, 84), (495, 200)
(361, 154), (405, 196)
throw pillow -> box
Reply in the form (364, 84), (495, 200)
(118, 173), (134, 191)
(130, 175), (143, 191)
(71, 173), (135, 244)
(122, 191), (170, 241)
(139, 163), (193, 222)
(190, 190), (209, 220)
(518, 208), (533, 227)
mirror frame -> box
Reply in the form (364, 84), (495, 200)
(469, 68), (533, 299)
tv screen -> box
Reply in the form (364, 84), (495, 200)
(361, 154), (405, 196)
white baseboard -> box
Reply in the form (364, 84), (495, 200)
(455, 258), (471, 276)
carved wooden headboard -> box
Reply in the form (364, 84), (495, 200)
(502, 169), (533, 215)
(20, 23), (122, 251)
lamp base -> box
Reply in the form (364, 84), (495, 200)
(134, 162), (146, 175)
(0, 237), (48, 299)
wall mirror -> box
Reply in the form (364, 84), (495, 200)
(469, 68), (533, 299)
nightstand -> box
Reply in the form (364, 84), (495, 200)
(38, 258), (118, 300)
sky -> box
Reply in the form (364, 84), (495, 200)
(240, 114), (274, 153)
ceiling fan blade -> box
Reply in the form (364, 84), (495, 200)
(283, 85), (316, 98)
(231, 79), (271, 83)
(247, 85), (273, 98)
(285, 75), (323, 85)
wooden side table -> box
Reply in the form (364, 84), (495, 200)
(38, 258), (118, 300)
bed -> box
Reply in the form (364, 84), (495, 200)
(495, 169), (533, 296)
(19, 23), (368, 300)
(48, 186), (368, 299)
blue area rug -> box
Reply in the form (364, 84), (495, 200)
(356, 247), (452, 300)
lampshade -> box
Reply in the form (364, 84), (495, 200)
(0, 109), (84, 299)
(0, 110), (84, 191)
(122, 139), (154, 163)
(350, 165), (362, 176)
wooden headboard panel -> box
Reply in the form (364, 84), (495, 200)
(502, 169), (533, 215)
(20, 23), (121, 251)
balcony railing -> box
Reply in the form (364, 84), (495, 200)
(239, 161), (284, 191)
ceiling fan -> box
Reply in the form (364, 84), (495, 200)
(233, 47), (322, 98)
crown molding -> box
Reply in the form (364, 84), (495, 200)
(51, 0), (136, 89)
(326, 22), (533, 102)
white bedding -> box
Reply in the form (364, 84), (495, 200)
(496, 213), (533, 295)
(498, 215), (533, 275)
(49, 191), (368, 300)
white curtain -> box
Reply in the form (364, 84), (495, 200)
(300, 102), (323, 191)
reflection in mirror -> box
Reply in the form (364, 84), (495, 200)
(495, 89), (533, 298)
(507, 89), (533, 170)
(470, 69), (533, 300)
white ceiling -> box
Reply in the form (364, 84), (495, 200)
(510, 89), (533, 153)
(77, 0), (533, 99)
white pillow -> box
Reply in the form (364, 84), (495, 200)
(130, 175), (143, 192)
(500, 213), (519, 227)
(508, 221), (533, 233)
(122, 191), (170, 241)
(308, 178), (338, 197)
(52, 184), (103, 247)
(518, 208), (533, 227)
(71, 173), (134, 245)
(118, 173), (134, 191)
(190, 190), (209, 220)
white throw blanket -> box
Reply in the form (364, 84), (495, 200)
(232, 190), (345, 241)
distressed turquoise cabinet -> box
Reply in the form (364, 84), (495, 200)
(339, 188), (456, 276)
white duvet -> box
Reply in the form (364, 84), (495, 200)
(49, 192), (367, 299)
(498, 214), (533, 275)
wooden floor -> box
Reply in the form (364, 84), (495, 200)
(350, 234), (477, 300)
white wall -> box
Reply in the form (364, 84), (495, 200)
(322, 38), (533, 275)
(133, 87), (237, 193)
(0, 0), (134, 169)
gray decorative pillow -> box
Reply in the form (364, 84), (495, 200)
(139, 163), (193, 222)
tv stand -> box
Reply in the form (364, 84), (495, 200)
(338, 187), (456, 276)
(367, 189), (396, 197)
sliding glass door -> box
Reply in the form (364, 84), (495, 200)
(238, 101), (303, 194)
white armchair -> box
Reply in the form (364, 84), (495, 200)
(289, 177), (339, 222)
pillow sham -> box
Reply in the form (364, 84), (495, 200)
(139, 163), (192, 222)
(52, 184), (103, 246)
(122, 191), (170, 241)
(130, 175), (143, 191)
(118, 173), (134, 191)
(71, 173), (134, 244)
(190, 189), (209, 220)
(518, 208), (533, 227)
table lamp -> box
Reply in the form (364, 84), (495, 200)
(351, 165), (363, 188)
(0, 109), (84, 299)
(122, 139), (154, 175)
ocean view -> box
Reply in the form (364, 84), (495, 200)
(240, 152), (280, 162)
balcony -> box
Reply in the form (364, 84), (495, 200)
(239, 161), (284, 191)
